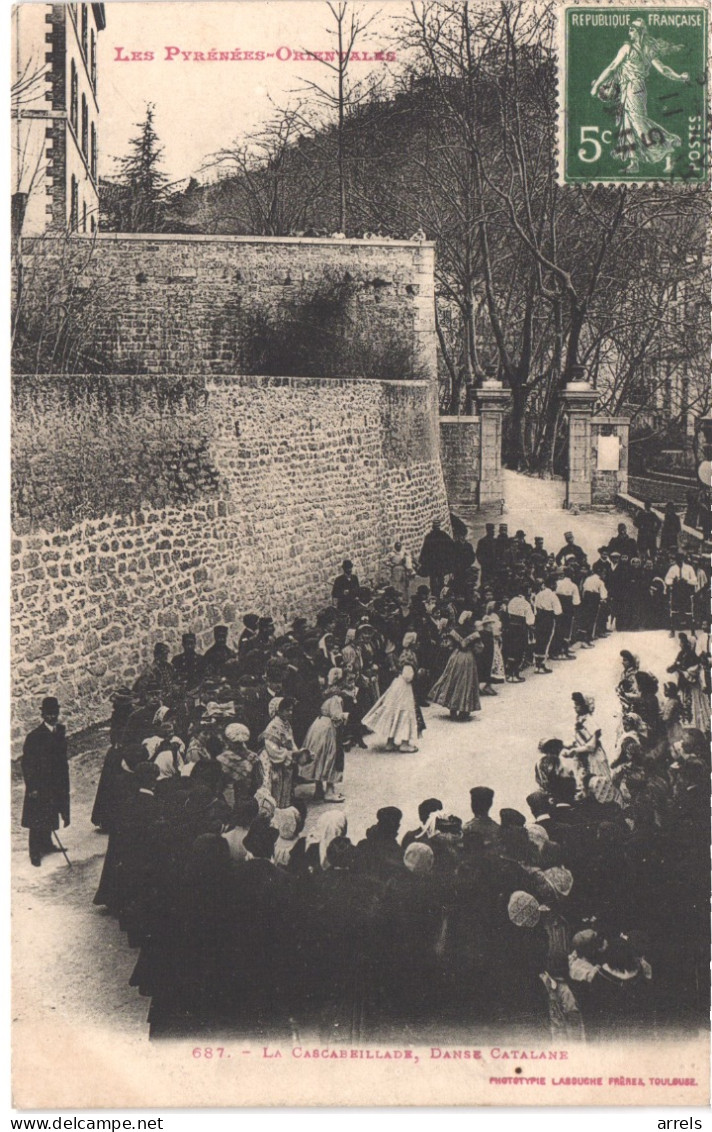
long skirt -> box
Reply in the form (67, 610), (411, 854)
(389, 564), (409, 601)
(686, 683), (711, 734)
(302, 717), (342, 785)
(490, 640), (505, 681)
(429, 650), (480, 714)
(269, 763), (294, 808)
(90, 745), (124, 829)
(362, 676), (418, 747)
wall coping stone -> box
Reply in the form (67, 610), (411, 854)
(22, 233), (436, 250)
(14, 373), (432, 390)
(440, 415), (481, 423)
(616, 491), (705, 544)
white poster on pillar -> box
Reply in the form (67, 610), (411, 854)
(597, 434), (620, 471)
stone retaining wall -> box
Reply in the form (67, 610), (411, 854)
(11, 374), (448, 752)
(17, 233), (437, 380)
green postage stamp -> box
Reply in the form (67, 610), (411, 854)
(558, 1), (709, 183)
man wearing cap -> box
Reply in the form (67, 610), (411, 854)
(530, 537), (549, 575)
(331, 559), (361, 614)
(21, 697), (70, 867)
(244, 617), (277, 666)
(204, 625), (236, 676)
(634, 502), (661, 560)
(133, 642), (178, 703)
(171, 632), (206, 690)
(607, 522), (638, 560)
(494, 523), (513, 572)
(418, 520), (455, 598)
(237, 614), (260, 658)
(451, 526), (477, 599)
(476, 523), (498, 586)
(463, 786), (500, 848)
(556, 531), (586, 566)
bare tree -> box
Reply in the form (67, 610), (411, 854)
(297, 1), (384, 231)
(204, 102), (330, 235)
(348, 0), (708, 470)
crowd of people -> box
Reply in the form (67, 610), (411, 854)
(22, 505), (710, 1043)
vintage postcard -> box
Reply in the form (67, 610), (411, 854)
(10, 0), (711, 1110)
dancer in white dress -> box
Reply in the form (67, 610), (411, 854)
(362, 664), (419, 752)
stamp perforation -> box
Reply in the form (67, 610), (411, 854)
(556, 0), (710, 186)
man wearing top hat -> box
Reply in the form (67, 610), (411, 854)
(21, 697), (70, 867)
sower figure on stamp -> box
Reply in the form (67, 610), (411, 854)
(21, 697), (70, 867)
(591, 19), (689, 174)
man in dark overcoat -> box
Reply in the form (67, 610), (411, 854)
(21, 696), (70, 866)
(418, 520), (455, 598)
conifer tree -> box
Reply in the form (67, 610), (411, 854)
(103, 103), (168, 232)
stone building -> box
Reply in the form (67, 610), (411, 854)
(12, 2), (105, 237)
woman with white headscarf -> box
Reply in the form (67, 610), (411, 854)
(481, 603), (505, 690)
(142, 707), (187, 779)
(305, 810), (348, 870)
(668, 632), (711, 734)
(399, 631), (427, 734)
(216, 722), (259, 805)
(271, 805), (305, 868)
(384, 539), (414, 600)
(362, 664), (420, 752)
(566, 692), (611, 791)
(340, 629), (362, 681)
(302, 695), (348, 802)
(428, 610), (482, 720)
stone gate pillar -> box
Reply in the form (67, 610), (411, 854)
(475, 380), (511, 506)
(561, 380), (598, 509)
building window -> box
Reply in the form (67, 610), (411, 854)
(81, 94), (88, 156)
(70, 175), (78, 230)
(81, 5), (88, 58)
(82, 200), (87, 232)
(70, 60), (78, 132)
(90, 29), (97, 89)
(90, 214), (96, 233)
(90, 122), (97, 181)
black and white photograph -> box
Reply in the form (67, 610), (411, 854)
(9, 0), (711, 1108)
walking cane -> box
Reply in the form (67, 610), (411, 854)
(52, 830), (72, 867)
